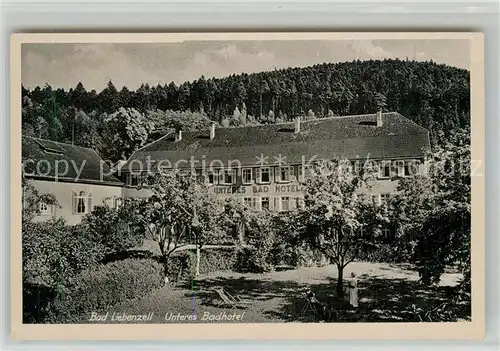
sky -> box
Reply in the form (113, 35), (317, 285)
(21, 39), (470, 92)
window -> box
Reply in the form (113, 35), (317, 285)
(221, 169), (236, 185)
(395, 161), (405, 177)
(259, 167), (271, 183)
(294, 197), (304, 209)
(290, 166), (297, 181)
(39, 202), (53, 215)
(297, 165), (304, 181)
(244, 197), (252, 208)
(261, 197), (270, 210)
(371, 194), (380, 205)
(73, 191), (92, 214)
(103, 197), (114, 208)
(404, 160), (420, 177)
(243, 197), (257, 209)
(404, 161), (412, 177)
(273, 197), (280, 211)
(277, 167), (290, 183)
(206, 170), (217, 185)
(281, 197), (290, 211)
(380, 193), (391, 205)
(127, 173), (141, 187)
(114, 198), (123, 209)
(242, 168), (253, 184)
(379, 161), (391, 179)
(103, 197), (123, 210)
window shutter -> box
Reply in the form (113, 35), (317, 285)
(218, 170), (224, 184)
(270, 167), (276, 182)
(72, 192), (77, 214)
(88, 193), (92, 213)
(114, 197), (120, 209)
(273, 196), (280, 211)
(255, 168), (261, 183)
(232, 169), (237, 184)
(290, 166), (296, 181)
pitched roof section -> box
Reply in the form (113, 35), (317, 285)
(22, 136), (123, 186)
(123, 112), (431, 171)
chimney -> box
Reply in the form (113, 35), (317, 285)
(376, 111), (383, 127)
(175, 129), (182, 142)
(210, 123), (216, 140)
(294, 116), (301, 133)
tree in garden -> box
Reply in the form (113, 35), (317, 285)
(102, 107), (153, 162)
(299, 158), (387, 298)
(392, 128), (471, 285)
(21, 169), (59, 223)
(218, 197), (257, 246)
(21, 175), (108, 322)
(80, 203), (145, 256)
(125, 170), (221, 276)
(219, 198), (277, 272)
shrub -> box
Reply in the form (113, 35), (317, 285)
(53, 258), (163, 322)
(356, 244), (412, 263)
(23, 218), (107, 288)
(234, 246), (273, 273)
(81, 205), (144, 255)
(199, 247), (238, 273)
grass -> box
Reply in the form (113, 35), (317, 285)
(80, 262), (468, 324)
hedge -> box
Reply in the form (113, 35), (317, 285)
(163, 245), (328, 281)
(52, 258), (163, 322)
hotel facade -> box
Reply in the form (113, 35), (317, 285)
(120, 111), (431, 212)
(22, 136), (124, 225)
(23, 112), (431, 223)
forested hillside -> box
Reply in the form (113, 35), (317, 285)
(22, 59), (470, 162)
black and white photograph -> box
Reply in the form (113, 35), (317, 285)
(14, 33), (482, 334)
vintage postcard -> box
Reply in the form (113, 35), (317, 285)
(11, 32), (484, 340)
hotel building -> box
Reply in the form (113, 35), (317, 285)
(121, 111), (431, 212)
(22, 136), (124, 225)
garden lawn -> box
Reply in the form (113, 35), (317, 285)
(80, 262), (466, 323)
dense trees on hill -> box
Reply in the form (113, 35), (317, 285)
(22, 59), (470, 161)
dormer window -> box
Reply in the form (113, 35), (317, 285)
(33, 138), (65, 155)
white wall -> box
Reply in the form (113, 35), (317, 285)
(30, 179), (123, 225)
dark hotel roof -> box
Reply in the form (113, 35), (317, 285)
(22, 136), (123, 186)
(123, 112), (431, 171)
